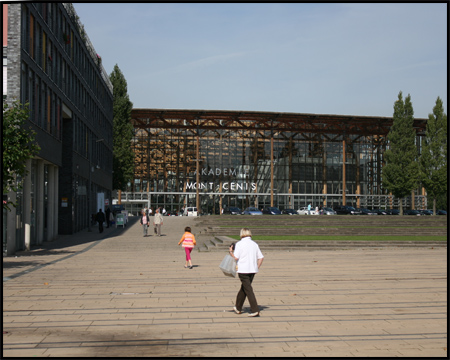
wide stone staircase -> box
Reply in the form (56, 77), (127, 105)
(193, 215), (448, 252)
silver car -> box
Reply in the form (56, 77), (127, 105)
(243, 207), (263, 215)
(322, 207), (337, 215)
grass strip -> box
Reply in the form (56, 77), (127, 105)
(227, 235), (447, 241)
(219, 225), (445, 229)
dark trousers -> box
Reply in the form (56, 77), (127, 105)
(98, 222), (103, 233)
(235, 273), (259, 313)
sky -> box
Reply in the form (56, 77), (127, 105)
(73, 3), (447, 119)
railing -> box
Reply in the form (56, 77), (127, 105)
(117, 192), (427, 209)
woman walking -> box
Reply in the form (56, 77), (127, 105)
(140, 209), (150, 237)
(229, 228), (264, 317)
(178, 226), (196, 269)
(153, 208), (164, 236)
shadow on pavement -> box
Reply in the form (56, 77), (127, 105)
(7, 217), (140, 258)
(2, 259), (61, 269)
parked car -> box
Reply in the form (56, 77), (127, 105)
(282, 208), (298, 215)
(262, 207), (282, 215)
(243, 207), (263, 215)
(437, 210), (447, 215)
(322, 207), (337, 215)
(405, 209), (422, 216)
(297, 207), (318, 215)
(372, 209), (388, 215)
(357, 208), (377, 215)
(185, 207), (198, 216)
(418, 209), (433, 215)
(166, 210), (178, 216)
(334, 205), (361, 215)
(223, 207), (242, 215)
(386, 209), (400, 215)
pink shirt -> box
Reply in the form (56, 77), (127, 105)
(179, 232), (196, 248)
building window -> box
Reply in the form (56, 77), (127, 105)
(34, 75), (41, 128)
(28, 68), (34, 122)
(35, 22), (41, 67)
(42, 31), (46, 72)
(47, 88), (51, 133)
(29, 14), (35, 59)
(21, 6), (28, 54)
(21, 62), (28, 103)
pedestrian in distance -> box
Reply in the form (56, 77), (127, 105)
(105, 207), (111, 228)
(153, 208), (164, 236)
(178, 226), (197, 269)
(96, 208), (105, 233)
(140, 210), (150, 237)
(229, 228), (264, 317)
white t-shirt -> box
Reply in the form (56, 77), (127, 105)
(234, 237), (264, 274)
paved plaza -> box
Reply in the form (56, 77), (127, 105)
(3, 216), (447, 357)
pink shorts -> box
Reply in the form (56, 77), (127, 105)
(184, 247), (193, 261)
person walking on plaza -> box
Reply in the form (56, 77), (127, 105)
(105, 207), (111, 228)
(307, 203), (312, 215)
(178, 226), (197, 269)
(96, 208), (105, 233)
(153, 208), (164, 236)
(140, 210), (150, 237)
(229, 228), (264, 317)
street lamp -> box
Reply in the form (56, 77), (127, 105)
(88, 138), (104, 232)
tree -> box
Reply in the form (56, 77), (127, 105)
(109, 64), (134, 191)
(419, 97), (447, 214)
(382, 92), (419, 215)
(2, 100), (41, 210)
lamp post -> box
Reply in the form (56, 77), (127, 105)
(196, 135), (200, 213)
(88, 138), (104, 232)
(270, 132), (274, 207)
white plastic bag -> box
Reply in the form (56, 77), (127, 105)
(219, 254), (237, 278)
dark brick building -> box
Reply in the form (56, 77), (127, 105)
(3, 3), (113, 255)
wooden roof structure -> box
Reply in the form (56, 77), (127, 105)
(130, 109), (428, 195)
(131, 108), (428, 137)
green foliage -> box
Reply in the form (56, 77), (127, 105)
(109, 64), (135, 191)
(2, 100), (41, 210)
(420, 97), (447, 214)
(435, 192), (447, 211)
(382, 92), (419, 214)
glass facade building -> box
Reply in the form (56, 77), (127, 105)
(118, 109), (428, 215)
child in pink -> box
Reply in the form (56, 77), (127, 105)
(178, 226), (196, 269)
